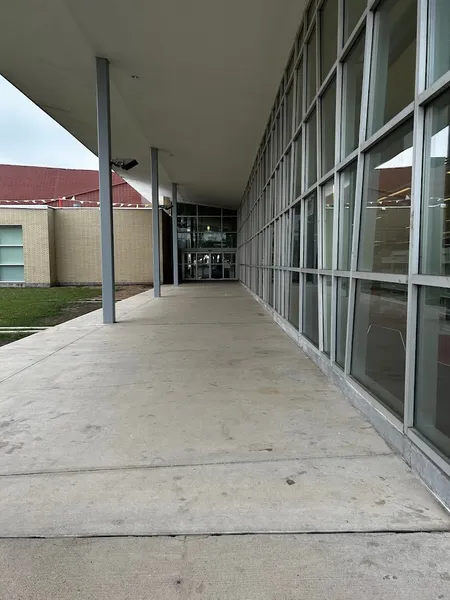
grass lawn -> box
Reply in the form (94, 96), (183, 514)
(0, 287), (102, 328)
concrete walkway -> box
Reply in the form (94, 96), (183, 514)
(0, 283), (449, 598)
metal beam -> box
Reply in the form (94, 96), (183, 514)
(95, 57), (116, 324)
(151, 147), (161, 297)
(172, 182), (179, 286)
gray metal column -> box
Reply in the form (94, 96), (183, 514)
(95, 57), (116, 324)
(172, 182), (179, 286)
(151, 147), (161, 298)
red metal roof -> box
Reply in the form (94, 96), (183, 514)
(0, 164), (124, 201)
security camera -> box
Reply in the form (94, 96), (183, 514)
(111, 158), (139, 171)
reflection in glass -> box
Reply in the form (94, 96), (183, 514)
(421, 91), (450, 276)
(178, 203), (197, 216)
(415, 287), (450, 459)
(323, 276), (332, 356)
(196, 232), (223, 248)
(351, 281), (407, 418)
(197, 216), (221, 232)
(369, 0), (417, 134)
(224, 233), (237, 248)
(343, 0), (366, 41)
(321, 78), (336, 175)
(428, 0), (450, 85)
(296, 60), (304, 125)
(336, 278), (349, 368)
(288, 272), (300, 329)
(342, 32), (365, 157)
(294, 133), (302, 199)
(307, 109), (317, 188)
(291, 203), (301, 267)
(304, 193), (318, 268)
(322, 180), (334, 269)
(286, 85), (294, 143)
(320, 0), (338, 81)
(196, 253), (211, 279)
(338, 161), (357, 270)
(306, 28), (317, 108)
(359, 120), (413, 274)
(222, 216), (237, 232)
(303, 273), (319, 346)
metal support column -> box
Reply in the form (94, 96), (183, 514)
(95, 57), (116, 324)
(151, 147), (161, 298)
(172, 182), (179, 286)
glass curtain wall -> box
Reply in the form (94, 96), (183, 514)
(178, 203), (237, 280)
(237, 0), (450, 469)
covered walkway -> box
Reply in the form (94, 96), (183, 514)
(0, 283), (449, 597)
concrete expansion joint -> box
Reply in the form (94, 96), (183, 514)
(0, 451), (397, 479)
(1, 529), (450, 541)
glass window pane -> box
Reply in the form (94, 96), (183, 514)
(420, 91), (450, 276)
(0, 266), (24, 282)
(286, 85), (294, 143)
(291, 203), (301, 267)
(342, 32), (365, 157)
(306, 109), (317, 188)
(304, 192), (318, 268)
(336, 277), (349, 368)
(0, 226), (23, 245)
(303, 273), (319, 346)
(369, 0), (417, 134)
(306, 28), (317, 108)
(223, 208), (236, 216)
(177, 216), (196, 232)
(428, 0), (450, 86)
(222, 216), (237, 232)
(321, 78), (336, 175)
(224, 233), (237, 248)
(359, 120), (413, 274)
(177, 203), (197, 216)
(198, 205), (221, 216)
(288, 272), (300, 329)
(351, 280), (407, 418)
(177, 232), (196, 249)
(323, 275), (332, 356)
(0, 247), (24, 264)
(296, 60), (304, 125)
(415, 286), (450, 459)
(197, 232), (223, 248)
(294, 133), (303, 198)
(322, 180), (334, 269)
(343, 0), (366, 42)
(338, 161), (357, 270)
(197, 217), (221, 232)
(320, 0), (338, 81)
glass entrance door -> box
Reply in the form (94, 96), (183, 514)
(182, 252), (236, 281)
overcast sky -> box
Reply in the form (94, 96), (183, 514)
(0, 76), (99, 171)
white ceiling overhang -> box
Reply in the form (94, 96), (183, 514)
(0, 0), (304, 207)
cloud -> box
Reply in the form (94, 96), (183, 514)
(0, 76), (99, 170)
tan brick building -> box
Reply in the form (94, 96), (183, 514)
(0, 206), (162, 286)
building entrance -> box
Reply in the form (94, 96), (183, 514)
(182, 252), (236, 280)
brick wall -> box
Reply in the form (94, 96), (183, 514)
(54, 208), (156, 285)
(1, 206), (161, 286)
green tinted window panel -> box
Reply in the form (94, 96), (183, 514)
(0, 226), (23, 245)
(0, 246), (24, 265)
(0, 265), (24, 281)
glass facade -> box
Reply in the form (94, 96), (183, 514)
(178, 203), (237, 280)
(237, 0), (450, 468)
